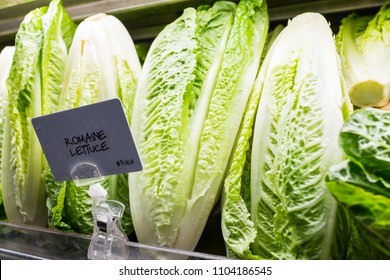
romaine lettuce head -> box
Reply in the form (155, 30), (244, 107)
(46, 13), (141, 235)
(1, 0), (76, 226)
(0, 46), (15, 220)
(336, 4), (390, 108)
(129, 0), (269, 258)
(222, 12), (351, 260)
(59, 13), (141, 123)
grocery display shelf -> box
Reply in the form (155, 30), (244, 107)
(0, 0), (386, 48)
(0, 221), (226, 260)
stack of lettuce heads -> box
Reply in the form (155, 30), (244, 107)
(221, 12), (352, 259)
(129, 0), (269, 258)
(1, 0), (76, 226)
(45, 12), (142, 234)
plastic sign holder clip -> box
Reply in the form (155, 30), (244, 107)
(71, 162), (130, 260)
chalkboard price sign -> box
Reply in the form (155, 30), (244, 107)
(32, 98), (142, 182)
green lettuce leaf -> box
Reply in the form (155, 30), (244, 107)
(221, 21), (286, 261)
(327, 108), (390, 259)
(327, 181), (390, 259)
(338, 108), (390, 181)
(41, 0), (76, 115)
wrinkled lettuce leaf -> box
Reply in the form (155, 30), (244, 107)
(327, 108), (390, 259)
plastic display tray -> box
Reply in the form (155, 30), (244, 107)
(0, 221), (226, 260)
